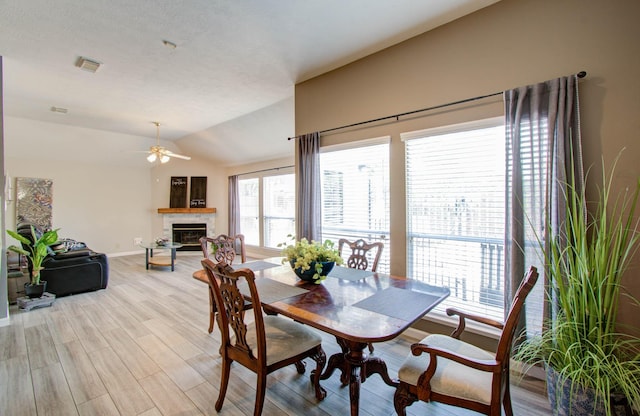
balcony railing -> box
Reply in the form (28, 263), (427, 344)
(408, 232), (505, 318)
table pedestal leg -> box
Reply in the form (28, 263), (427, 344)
(145, 249), (150, 270)
(319, 337), (398, 416)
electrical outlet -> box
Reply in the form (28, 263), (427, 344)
(134, 237), (142, 245)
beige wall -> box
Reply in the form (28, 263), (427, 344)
(295, 0), (640, 331)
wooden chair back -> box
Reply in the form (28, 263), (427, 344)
(201, 258), (327, 414)
(200, 234), (246, 264)
(202, 259), (264, 366)
(338, 238), (384, 272)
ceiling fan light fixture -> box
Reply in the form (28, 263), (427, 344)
(145, 121), (190, 163)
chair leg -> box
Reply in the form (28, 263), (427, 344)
(254, 371), (267, 416)
(208, 285), (216, 334)
(215, 357), (232, 411)
(393, 382), (416, 416)
(310, 346), (327, 400)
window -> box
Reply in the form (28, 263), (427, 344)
(404, 120), (506, 321)
(238, 169), (295, 249)
(239, 178), (259, 245)
(263, 174), (295, 248)
(320, 139), (390, 272)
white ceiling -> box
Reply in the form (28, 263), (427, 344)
(0, 0), (500, 166)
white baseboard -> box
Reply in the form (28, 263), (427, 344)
(0, 316), (11, 328)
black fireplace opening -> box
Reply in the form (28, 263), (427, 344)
(172, 223), (206, 251)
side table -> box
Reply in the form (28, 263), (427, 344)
(140, 242), (183, 271)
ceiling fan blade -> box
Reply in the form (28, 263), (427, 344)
(163, 150), (191, 160)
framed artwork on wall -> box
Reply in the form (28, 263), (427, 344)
(16, 177), (53, 230)
(170, 176), (188, 208)
(190, 176), (207, 208)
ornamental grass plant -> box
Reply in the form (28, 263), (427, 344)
(279, 236), (343, 282)
(515, 154), (640, 414)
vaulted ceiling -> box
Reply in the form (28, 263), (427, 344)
(1, 0), (500, 166)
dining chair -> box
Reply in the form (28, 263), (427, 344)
(201, 259), (327, 415)
(338, 237), (384, 353)
(200, 233), (246, 264)
(393, 266), (539, 416)
(338, 238), (384, 273)
(199, 234), (248, 333)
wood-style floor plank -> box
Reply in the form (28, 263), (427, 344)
(102, 327), (161, 380)
(31, 362), (79, 416)
(1, 355), (37, 416)
(55, 339), (108, 405)
(2, 253), (553, 416)
(76, 393), (120, 416)
(138, 371), (203, 416)
(24, 324), (59, 370)
(90, 346), (155, 416)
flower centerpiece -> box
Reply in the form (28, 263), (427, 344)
(279, 236), (343, 283)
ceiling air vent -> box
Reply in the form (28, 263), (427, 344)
(75, 56), (101, 73)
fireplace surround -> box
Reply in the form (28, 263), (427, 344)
(172, 223), (206, 251)
(159, 208), (216, 251)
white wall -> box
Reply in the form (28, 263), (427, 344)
(4, 117), (153, 254)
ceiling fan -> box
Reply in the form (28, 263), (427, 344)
(146, 122), (191, 163)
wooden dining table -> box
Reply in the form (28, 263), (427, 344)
(193, 258), (450, 416)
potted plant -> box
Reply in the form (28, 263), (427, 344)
(279, 236), (343, 283)
(6, 225), (60, 298)
(514, 156), (640, 415)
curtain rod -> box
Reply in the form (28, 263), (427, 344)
(288, 71), (587, 140)
(233, 165), (294, 177)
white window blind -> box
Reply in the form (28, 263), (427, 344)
(320, 140), (390, 273)
(405, 121), (506, 320)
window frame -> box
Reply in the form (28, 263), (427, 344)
(237, 166), (295, 253)
(402, 117), (508, 329)
(320, 136), (391, 273)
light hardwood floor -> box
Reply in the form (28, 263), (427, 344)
(1, 253), (552, 415)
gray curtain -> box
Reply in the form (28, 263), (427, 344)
(295, 132), (322, 241)
(504, 74), (583, 333)
(228, 175), (240, 236)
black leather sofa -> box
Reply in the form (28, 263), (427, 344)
(16, 223), (109, 297)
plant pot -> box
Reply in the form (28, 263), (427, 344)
(546, 366), (632, 416)
(24, 281), (47, 299)
(290, 260), (335, 282)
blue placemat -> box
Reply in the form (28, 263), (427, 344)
(328, 266), (373, 281)
(352, 287), (443, 322)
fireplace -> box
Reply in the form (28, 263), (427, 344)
(172, 223), (206, 251)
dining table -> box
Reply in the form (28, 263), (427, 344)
(193, 258), (450, 416)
